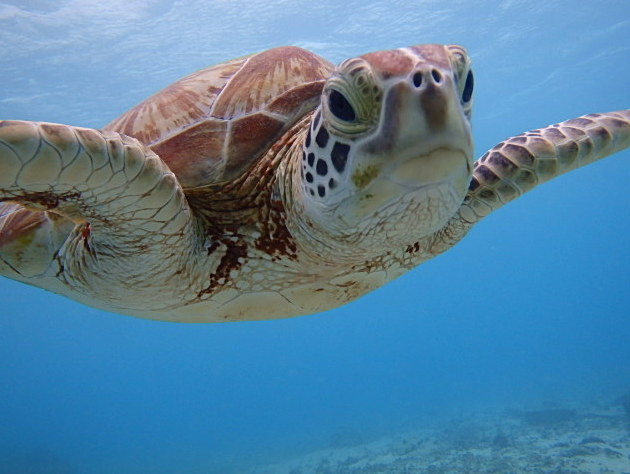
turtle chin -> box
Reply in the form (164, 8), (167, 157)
(338, 145), (472, 235)
(387, 147), (472, 190)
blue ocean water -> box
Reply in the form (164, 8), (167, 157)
(1, 0), (629, 472)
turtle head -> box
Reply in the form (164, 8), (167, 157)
(299, 44), (474, 249)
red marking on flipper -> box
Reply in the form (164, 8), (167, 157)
(81, 222), (91, 251)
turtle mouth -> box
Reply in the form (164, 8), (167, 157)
(342, 145), (471, 223)
(384, 146), (471, 190)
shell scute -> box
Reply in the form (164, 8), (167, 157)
(104, 47), (333, 188)
(151, 118), (228, 186)
(105, 57), (244, 145)
(211, 47), (331, 119)
(267, 81), (326, 117)
(225, 114), (285, 180)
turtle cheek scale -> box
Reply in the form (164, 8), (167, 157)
(301, 116), (354, 205)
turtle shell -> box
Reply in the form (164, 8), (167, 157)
(104, 46), (334, 189)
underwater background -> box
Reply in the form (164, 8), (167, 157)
(1, 0), (629, 472)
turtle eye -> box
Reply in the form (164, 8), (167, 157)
(328, 90), (356, 122)
(462, 70), (474, 103)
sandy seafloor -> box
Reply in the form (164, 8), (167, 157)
(253, 401), (630, 473)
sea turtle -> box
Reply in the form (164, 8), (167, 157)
(0, 44), (628, 322)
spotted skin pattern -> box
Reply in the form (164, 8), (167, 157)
(301, 112), (353, 200)
(0, 44), (629, 322)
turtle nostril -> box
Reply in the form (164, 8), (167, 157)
(412, 71), (423, 88)
(431, 69), (442, 83)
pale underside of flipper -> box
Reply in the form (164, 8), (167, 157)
(0, 121), (199, 314)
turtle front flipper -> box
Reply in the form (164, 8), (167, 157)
(434, 110), (630, 250)
(0, 120), (198, 316)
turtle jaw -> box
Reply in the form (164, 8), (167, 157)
(346, 146), (472, 226)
